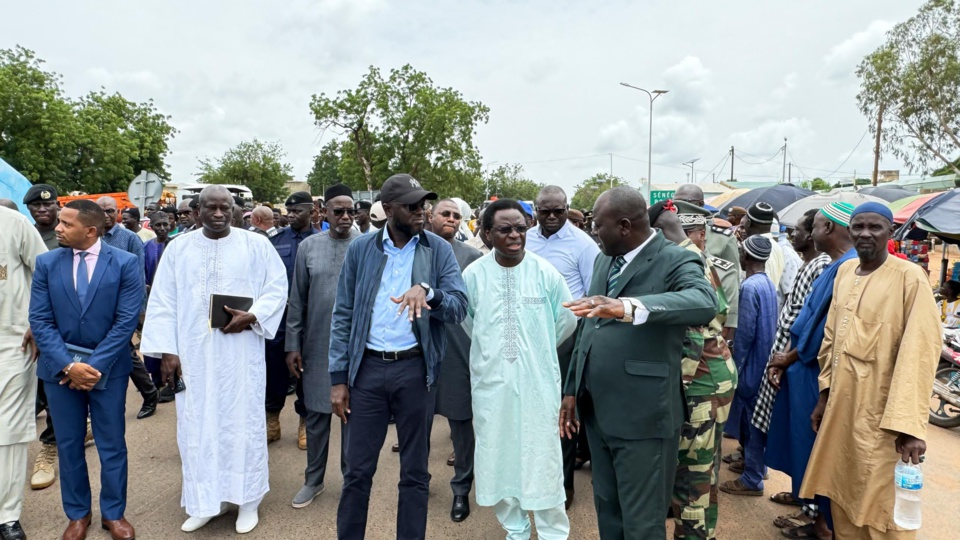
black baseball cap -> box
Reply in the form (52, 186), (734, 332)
(380, 174), (437, 205)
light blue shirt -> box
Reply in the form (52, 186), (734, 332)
(526, 221), (600, 299)
(366, 233), (423, 351)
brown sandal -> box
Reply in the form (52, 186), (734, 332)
(774, 510), (810, 529)
(771, 491), (803, 506)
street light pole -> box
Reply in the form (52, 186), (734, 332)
(682, 158), (700, 183)
(620, 83), (668, 202)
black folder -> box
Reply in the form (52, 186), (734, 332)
(209, 294), (254, 329)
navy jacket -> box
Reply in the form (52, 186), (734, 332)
(29, 244), (144, 383)
(329, 229), (468, 387)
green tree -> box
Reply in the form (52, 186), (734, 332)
(485, 164), (543, 201)
(306, 140), (344, 194)
(804, 177), (831, 191)
(197, 139), (293, 203)
(309, 64), (490, 198)
(857, 0), (960, 177)
(571, 173), (626, 210)
(0, 46), (177, 193)
(0, 46), (78, 188)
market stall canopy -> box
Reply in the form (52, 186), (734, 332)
(716, 184), (815, 220)
(856, 185), (917, 203)
(894, 189), (960, 244)
(705, 188), (751, 211)
(777, 191), (887, 227)
(891, 193), (941, 224)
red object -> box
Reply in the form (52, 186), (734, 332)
(888, 240), (907, 260)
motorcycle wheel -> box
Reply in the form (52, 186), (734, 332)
(929, 366), (960, 428)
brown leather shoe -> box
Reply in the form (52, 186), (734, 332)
(62, 514), (91, 540)
(101, 517), (136, 540)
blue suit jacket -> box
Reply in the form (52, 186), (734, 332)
(29, 243), (144, 383)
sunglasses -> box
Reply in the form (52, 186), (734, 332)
(493, 225), (529, 235)
(403, 201), (427, 212)
(330, 208), (357, 216)
(537, 208), (567, 217)
(178, 211), (191, 216)
(439, 210), (462, 220)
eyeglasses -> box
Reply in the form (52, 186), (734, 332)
(330, 208), (357, 216)
(493, 225), (529, 235)
(178, 211), (191, 216)
(404, 201), (427, 212)
(439, 210), (462, 220)
(537, 208), (567, 217)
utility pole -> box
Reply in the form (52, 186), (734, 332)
(619, 83), (668, 201)
(788, 163), (792, 184)
(729, 146), (735, 183)
(781, 138), (788, 184)
(872, 104), (885, 186)
(609, 153), (613, 187)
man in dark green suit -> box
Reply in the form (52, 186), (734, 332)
(560, 187), (718, 539)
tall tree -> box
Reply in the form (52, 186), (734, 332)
(309, 64), (490, 198)
(485, 163), (543, 201)
(571, 173), (626, 210)
(857, 0), (960, 177)
(306, 140), (344, 194)
(197, 139), (293, 203)
(0, 46), (78, 188)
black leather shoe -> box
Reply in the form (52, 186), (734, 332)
(0, 520), (27, 540)
(137, 390), (158, 419)
(451, 495), (470, 522)
(158, 386), (176, 403)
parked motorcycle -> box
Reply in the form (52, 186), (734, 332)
(930, 327), (960, 428)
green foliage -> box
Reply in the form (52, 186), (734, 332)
(932, 157), (960, 176)
(0, 46), (176, 193)
(857, 0), (960, 177)
(803, 177), (831, 191)
(197, 139), (292, 203)
(306, 140), (344, 194)
(485, 164), (543, 202)
(309, 64), (490, 200)
(571, 173), (626, 210)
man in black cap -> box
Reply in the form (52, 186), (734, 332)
(740, 202), (785, 295)
(23, 184), (61, 251)
(329, 173), (468, 539)
(265, 192), (319, 447)
(354, 200), (373, 234)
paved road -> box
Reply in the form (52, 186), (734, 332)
(20, 387), (960, 539)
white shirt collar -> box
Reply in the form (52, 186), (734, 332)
(622, 230), (657, 265)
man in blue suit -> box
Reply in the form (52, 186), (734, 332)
(28, 200), (143, 540)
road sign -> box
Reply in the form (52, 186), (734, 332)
(127, 171), (163, 209)
(649, 190), (673, 205)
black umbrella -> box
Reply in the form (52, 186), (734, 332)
(893, 189), (960, 285)
(856, 185), (917, 203)
(717, 184), (815, 219)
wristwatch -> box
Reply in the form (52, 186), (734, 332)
(618, 299), (635, 323)
(418, 282), (432, 295)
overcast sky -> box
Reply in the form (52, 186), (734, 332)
(2, 0), (928, 195)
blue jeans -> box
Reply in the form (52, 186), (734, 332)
(739, 407), (766, 490)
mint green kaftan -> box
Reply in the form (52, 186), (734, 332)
(462, 252), (576, 510)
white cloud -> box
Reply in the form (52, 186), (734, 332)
(822, 20), (895, 82)
(659, 56), (715, 115)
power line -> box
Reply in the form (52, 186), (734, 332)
(736, 148), (783, 164)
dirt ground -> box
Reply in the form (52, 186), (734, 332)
(17, 387), (960, 539)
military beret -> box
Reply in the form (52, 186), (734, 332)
(23, 184), (58, 205)
(285, 191), (314, 206)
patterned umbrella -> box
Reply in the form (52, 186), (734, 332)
(891, 193), (941, 224)
(716, 184), (815, 219)
(777, 191), (887, 227)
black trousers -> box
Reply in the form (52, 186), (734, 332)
(35, 378), (56, 445)
(264, 335), (289, 414)
(128, 347), (156, 399)
(557, 333), (577, 491)
(304, 410), (346, 487)
(448, 418), (475, 497)
(337, 356), (434, 540)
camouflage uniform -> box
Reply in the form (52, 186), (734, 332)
(672, 239), (738, 540)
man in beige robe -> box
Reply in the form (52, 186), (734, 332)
(0, 207), (47, 539)
(800, 203), (940, 539)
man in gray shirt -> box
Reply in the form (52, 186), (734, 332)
(284, 184), (357, 509)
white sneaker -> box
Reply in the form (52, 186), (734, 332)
(235, 507), (259, 534)
(181, 503), (229, 532)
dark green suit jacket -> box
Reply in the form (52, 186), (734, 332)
(564, 233), (718, 440)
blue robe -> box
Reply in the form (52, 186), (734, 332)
(765, 249), (857, 496)
(725, 273), (778, 439)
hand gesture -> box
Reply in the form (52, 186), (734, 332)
(391, 285), (430, 322)
(767, 366), (785, 390)
(559, 396), (579, 439)
(222, 306), (257, 334)
(895, 433), (927, 465)
(331, 384), (351, 424)
(564, 296), (624, 319)
(160, 353), (182, 389)
(21, 328), (39, 362)
(286, 352), (303, 378)
(61, 363), (102, 391)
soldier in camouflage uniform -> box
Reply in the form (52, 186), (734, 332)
(653, 201), (738, 539)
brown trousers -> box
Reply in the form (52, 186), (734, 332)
(831, 502), (917, 540)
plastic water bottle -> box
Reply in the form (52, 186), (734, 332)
(893, 460), (923, 530)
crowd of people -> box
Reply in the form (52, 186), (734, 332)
(0, 174), (943, 540)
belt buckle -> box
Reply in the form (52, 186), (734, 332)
(384, 350), (400, 362)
